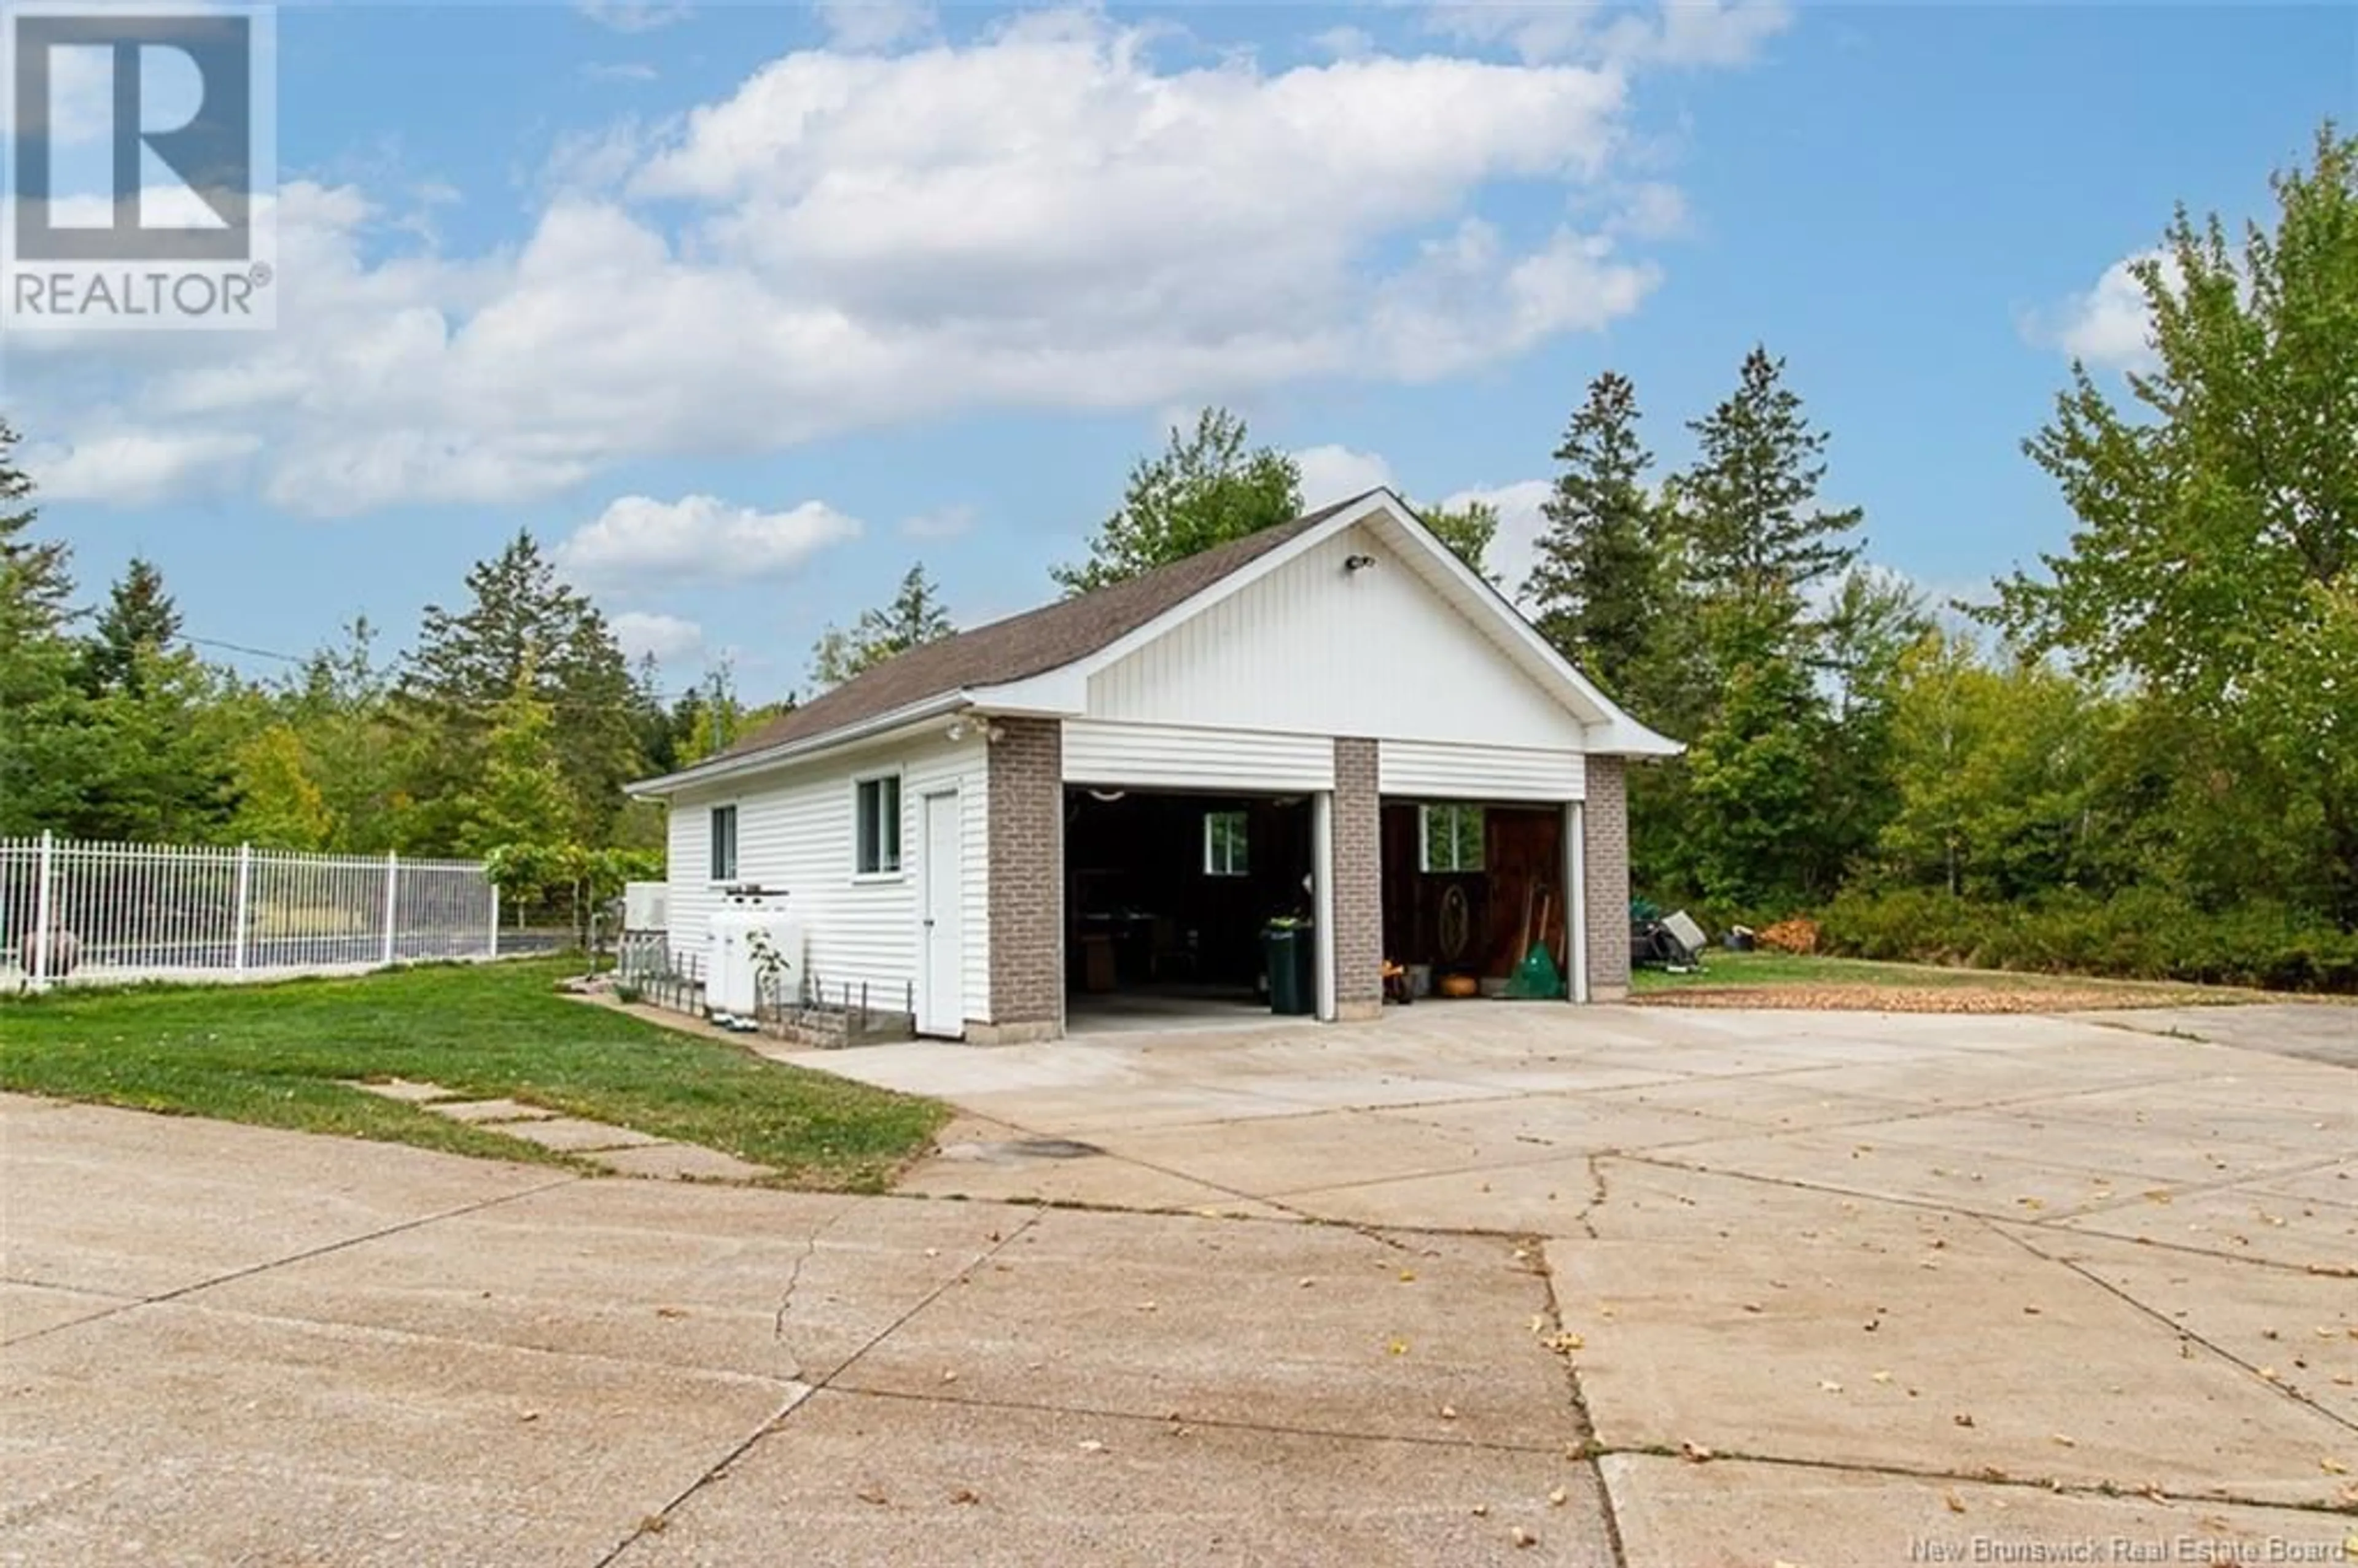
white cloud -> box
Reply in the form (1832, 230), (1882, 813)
(1293, 444), (1395, 508)
(1359, 221), (1660, 381)
(1641, 0), (1794, 67)
(899, 503), (975, 540)
(1310, 26), (1376, 61)
(30, 432), (260, 506)
(18, 13), (1733, 516)
(2035, 250), (2168, 371)
(612, 610), (706, 663)
(1425, 2), (1592, 64)
(1441, 478), (1553, 600)
(1609, 180), (1689, 240)
(578, 1), (690, 33)
(556, 494), (863, 589)
(1426, 0), (1791, 68)
(814, 0), (933, 50)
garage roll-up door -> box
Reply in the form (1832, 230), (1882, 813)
(1063, 720), (1334, 793)
(1377, 739), (1586, 801)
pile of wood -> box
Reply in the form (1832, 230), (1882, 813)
(1756, 917), (1821, 955)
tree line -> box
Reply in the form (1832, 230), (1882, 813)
(2, 124), (2347, 984)
(0, 511), (783, 931)
(1041, 125), (2358, 990)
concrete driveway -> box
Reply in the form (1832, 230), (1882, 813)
(2, 1095), (1607, 1567)
(7, 1001), (2354, 1567)
(788, 1002), (2358, 1562)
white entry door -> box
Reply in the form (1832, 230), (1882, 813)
(917, 790), (964, 1037)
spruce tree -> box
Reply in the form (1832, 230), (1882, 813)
(1676, 347), (1863, 664)
(810, 563), (957, 688)
(84, 557), (183, 696)
(0, 423), (94, 834)
(675, 661), (749, 765)
(397, 531), (644, 848)
(877, 562), (953, 650)
(1523, 371), (1667, 702)
(0, 419), (69, 634)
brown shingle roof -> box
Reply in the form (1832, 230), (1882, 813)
(706, 495), (1368, 767)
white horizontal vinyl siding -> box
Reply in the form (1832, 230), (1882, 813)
(665, 731), (989, 1025)
(1377, 740), (1586, 802)
(664, 805), (721, 974)
(1063, 720), (1334, 792)
(1085, 524), (1590, 752)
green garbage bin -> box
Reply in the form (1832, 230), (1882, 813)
(1264, 920), (1315, 1016)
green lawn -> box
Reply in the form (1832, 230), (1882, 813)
(0, 960), (947, 1191)
(1627, 948), (2261, 1003)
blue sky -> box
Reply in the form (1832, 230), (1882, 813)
(16, 1), (2353, 704)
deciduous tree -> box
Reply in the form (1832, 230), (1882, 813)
(1415, 497), (1500, 581)
(1994, 122), (2358, 922)
(1053, 409), (1302, 594)
(457, 664), (574, 855)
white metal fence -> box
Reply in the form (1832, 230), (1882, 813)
(0, 833), (500, 990)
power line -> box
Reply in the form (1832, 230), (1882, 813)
(186, 634), (306, 664)
(181, 633), (747, 710)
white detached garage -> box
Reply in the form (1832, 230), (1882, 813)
(631, 489), (1678, 1043)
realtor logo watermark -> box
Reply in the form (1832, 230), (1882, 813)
(2, 3), (276, 330)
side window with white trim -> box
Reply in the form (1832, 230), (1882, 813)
(710, 803), (739, 882)
(855, 775), (903, 875)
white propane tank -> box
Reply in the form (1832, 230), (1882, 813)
(705, 893), (803, 1017)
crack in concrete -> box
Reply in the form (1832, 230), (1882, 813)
(0, 1173), (584, 1349)
(0, 1273), (133, 1298)
(772, 1201), (858, 1345)
(1551, 1159), (2357, 1535)
(597, 1212), (1044, 1567)
(1606, 1150), (2358, 1274)
(1238, 1072), (2297, 1210)
(1550, 1068), (2303, 1163)
(1986, 1219), (2358, 1438)
(824, 1381), (1578, 1457)
(1565, 1154), (1609, 1241)
(1588, 1438), (2358, 1518)
(2026, 1147), (2357, 1224)
(1530, 1229), (1630, 1568)
(1605, 1149), (2058, 1228)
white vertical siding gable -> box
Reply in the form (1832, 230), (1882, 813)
(1084, 524), (1590, 751)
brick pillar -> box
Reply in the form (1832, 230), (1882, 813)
(1583, 755), (1632, 1000)
(1331, 737), (1383, 1021)
(982, 717), (1063, 1043)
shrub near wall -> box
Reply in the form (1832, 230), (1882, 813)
(1816, 887), (2358, 994)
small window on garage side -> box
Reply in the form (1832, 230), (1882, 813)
(855, 775), (903, 875)
(710, 803), (739, 882)
(1419, 803), (1484, 874)
(1203, 810), (1248, 877)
